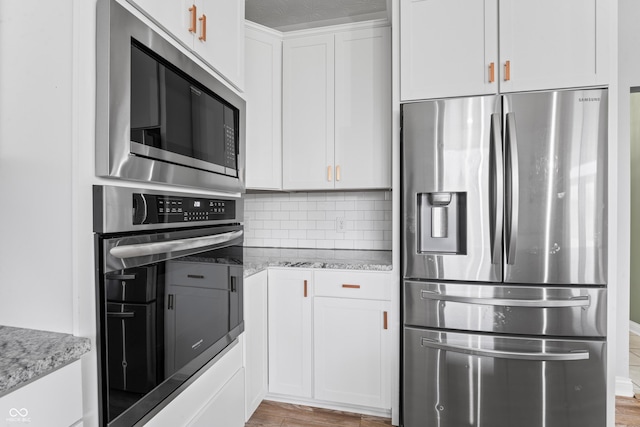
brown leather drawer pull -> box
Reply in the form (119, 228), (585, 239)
(383, 311), (388, 330)
(304, 280), (308, 297)
(342, 284), (361, 289)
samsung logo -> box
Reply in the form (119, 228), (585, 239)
(579, 97), (600, 102)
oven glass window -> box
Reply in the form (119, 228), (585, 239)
(103, 244), (243, 424)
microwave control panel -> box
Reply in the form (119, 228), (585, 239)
(133, 193), (236, 225)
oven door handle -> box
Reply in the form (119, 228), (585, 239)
(420, 337), (589, 361)
(110, 230), (243, 259)
(420, 290), (591, 308)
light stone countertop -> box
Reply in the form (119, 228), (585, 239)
(243, 247), (393, 277)
(0, 326), (90, 396)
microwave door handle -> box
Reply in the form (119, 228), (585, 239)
(420, 338), (589, 362)
(420, 290), (591, 308)
(109, 229), (243, 259)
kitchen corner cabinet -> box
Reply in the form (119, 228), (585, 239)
(400, 0), (609, 101)
(282, 26), (391, 190)
(245, 24), (283, 190)
(313, 272), (391, 409)
(126, 0), (244, 89)
(267, 268), (392, 412)
(267, 269), (313, 397)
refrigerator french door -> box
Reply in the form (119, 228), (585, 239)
(401, 89), (608, 427)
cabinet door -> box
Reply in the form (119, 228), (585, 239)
(244, 271), (268, 419)
(245, 25), (282, 190)
(282, 35), (335, 190)
(197, 0), (244, 88)
(499, 0), (608, 92)
(267, 269), (313, 397)
(334, 27), (391, 189)
(189, 368), (245, 427)
(314, 297), (390, 409)
(128, 0), (194, 48)
(400, 0), (498, 101)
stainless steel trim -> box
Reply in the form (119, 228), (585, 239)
(505, 112), (519, 265)
(96, 0), (245, 192)
(420, 337), (589, 361)
(93, 185), (243, 234)
(420, 289), (590, 307)
(130, 142), (232, 176)
(490, 112), (503, 265)
(110, 230), (243, 259)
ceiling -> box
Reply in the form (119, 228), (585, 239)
(245, 0), (388, 32)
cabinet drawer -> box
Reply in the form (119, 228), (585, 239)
(314, 270), (391, 300)
(166, 261), (229, 289)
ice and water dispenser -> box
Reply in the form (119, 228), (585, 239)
(417, 192), (466, 254)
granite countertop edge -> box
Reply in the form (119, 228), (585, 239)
(242, 247), (393, 278)
(0, 326), (91, 396)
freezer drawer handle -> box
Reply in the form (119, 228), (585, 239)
(419, 290), (591, 308)
(420, 337), (589, 361)
(110, 230), (243, 259)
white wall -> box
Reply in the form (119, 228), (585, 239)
(0, 1), (75, 333)
(244, 191), (392, 250)
(613, 0), (640, 403)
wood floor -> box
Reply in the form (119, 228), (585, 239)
(246, 397), (640, 427)
(617, 396), (640, 427)
(245, 401), (392, 427)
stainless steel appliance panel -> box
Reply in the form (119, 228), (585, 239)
(96, 0), (246, 192)
(402, 96), (502, 282)
(404, 280), (606, 337)
(403, 327), (606, 427)
(502, 89), (607, 285)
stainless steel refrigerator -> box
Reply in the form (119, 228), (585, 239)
(401, 89), (608, 427)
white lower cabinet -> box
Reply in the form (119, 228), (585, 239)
(314, 297), (390, 409)
(244, 270), (269, 420)
(0, 360), (83, 427)
(145, 339), (244, 427)
(267, 268), (313, 398)
(267, 268), (392, 413)
(189, 368), (245, 427)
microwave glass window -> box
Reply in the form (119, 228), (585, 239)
(130, 45), (161, 146)
(129, 42), (239, 175)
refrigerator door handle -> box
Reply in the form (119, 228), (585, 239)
(505, 112), (520, 265)
(490, 113), (504, 265)
(420, 290), (591, 308)
(420, 337), (589, 361)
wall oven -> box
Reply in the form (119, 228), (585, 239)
(94, 185), (244, 427)
(96, 0), (245, 192)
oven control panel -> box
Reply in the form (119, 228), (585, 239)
(133, 193), (236, 225)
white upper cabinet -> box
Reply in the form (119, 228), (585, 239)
(334, 28), (391, 189)
(245, 24), (283, 190)
(283, 26), (391, 191)
(283, 34), (336, 190)
(400, 0), (498, 101)
(498, 0), (608, 93)
(127, 0), (244, 89)
(400, 0), (609, 101)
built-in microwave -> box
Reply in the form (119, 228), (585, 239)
(96, 0), (245, 192)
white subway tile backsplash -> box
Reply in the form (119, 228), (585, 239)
(244, 191), (392, 250)
(272, 211), (291, 220)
